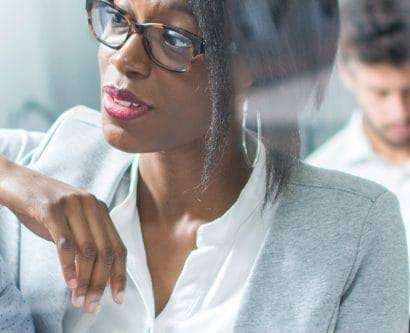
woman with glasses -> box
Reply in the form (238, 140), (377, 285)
(0, 0), (408, 332)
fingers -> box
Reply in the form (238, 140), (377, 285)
(64, 197), (98, 311)
(81, 198), (116, 313)
(4, 166), (128, 313)
(45, 208), (78, 290)
(47, 193), (127, 314)
(98, 201), (127, 305)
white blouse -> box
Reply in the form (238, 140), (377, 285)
(65, 145), (273, 333)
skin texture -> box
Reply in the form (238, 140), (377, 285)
(0, 0), (253, 317)
(339, 61), (410, 165)
(100, 0), (212, 154)
(0, 156), (127, 313)
(99, 0), (252, 316)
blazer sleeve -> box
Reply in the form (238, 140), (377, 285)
(0, 256), (34, 333)
(336, 190), (409, 332)
(0, 129), (45, 164)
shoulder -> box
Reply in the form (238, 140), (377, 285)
(0, 106), (101, 166)
(278, 162), (405, 248)
(281, 162), (405, 250)
(243, 162), (407, 330)
(50, 105), (102, 129)
(274, 163), (408, 328)
(286, 165), (408, 324)
(0, 129), (45, 164)
(31, 105), (109, 160)
(288, 162), (388, 202)
(281, 161), (406, 275)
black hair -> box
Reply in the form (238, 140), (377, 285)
(340, 0), (410, 65)
(188, 0), (340, 204)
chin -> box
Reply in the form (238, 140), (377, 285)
(101, 123), (138, 153)
(100, 110), (140, 153)
(388, 138), (410, 149)
(102, 122), (168, 154)
(100, 109), (210, 154)
(381, 133), (410, 149)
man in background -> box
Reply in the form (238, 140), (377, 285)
(308, 0), (409, 229)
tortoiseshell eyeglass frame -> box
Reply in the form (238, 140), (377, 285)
(86, 0), (206, 73)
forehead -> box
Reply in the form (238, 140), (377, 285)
(356, 62), (410, 89)
(115, 0), (193, 18)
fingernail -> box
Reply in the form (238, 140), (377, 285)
(115, 291), (125, 304)
(87, 301), (99, 314)
(68, 279), (78, 289)
(73, 295), (85, 308)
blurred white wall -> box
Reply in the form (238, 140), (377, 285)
(0, 0), (100, 131)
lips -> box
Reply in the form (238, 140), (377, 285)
(390, 124), (410, 135)
(102, 86), (153, 121)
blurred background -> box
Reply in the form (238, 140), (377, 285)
(0, 1), (355, 157)
(0, 1), (100, 131)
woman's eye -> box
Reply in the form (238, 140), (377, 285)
(163, 30), (192, 49)
(107, 10), (126, 26)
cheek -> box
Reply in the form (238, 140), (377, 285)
(100, 69), (213, 153)
(362, 101), (393, 131)
(97, 50), (213, 153)
(98, 46), (111, 85)
(358, 91), (383, 120)
(154, 85), (212, 149)
(156, 63), (212, 133)
(170, 73), (211, 120)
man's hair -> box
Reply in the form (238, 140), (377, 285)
(187, 0), (340, 204)
(340, 0), (410, 65)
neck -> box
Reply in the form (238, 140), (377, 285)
(363, 121), (410, 166)
(137, 124), (252, 228)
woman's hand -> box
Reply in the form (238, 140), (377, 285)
(0, 156), (127, 313)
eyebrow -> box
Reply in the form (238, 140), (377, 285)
(115, 0), (194, 19)
(367, 84), (388, 90)
(167, 3), (193, 16)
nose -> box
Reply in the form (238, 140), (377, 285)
(110, 33), (151, 79)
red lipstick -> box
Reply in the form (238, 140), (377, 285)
(102, 86), (153, 121)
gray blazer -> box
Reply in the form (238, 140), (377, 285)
(0, 106), (408, 333)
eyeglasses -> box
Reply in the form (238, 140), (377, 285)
(86, 0), (205, 73)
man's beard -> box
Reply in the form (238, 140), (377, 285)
(363, 115), (410, 149)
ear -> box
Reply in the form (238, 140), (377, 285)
(338, 61), (357, 93)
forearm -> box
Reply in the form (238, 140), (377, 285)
(0, 155), (29, 210)
(0, 155), (16, 207)
(0, 158), (51, 239)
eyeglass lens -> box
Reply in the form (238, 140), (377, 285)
(90, 1), (196, 72)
